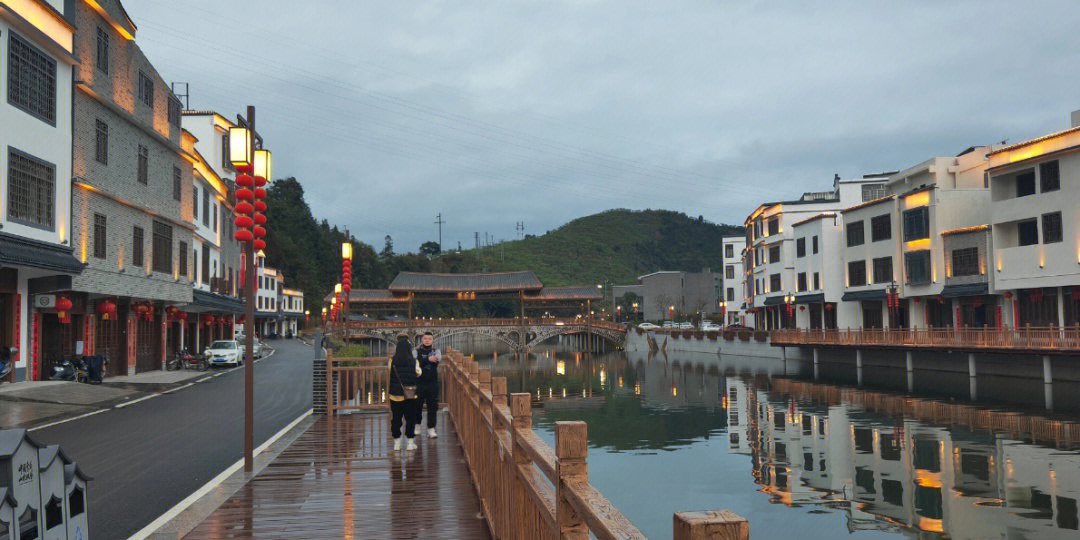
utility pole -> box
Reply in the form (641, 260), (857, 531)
(474, 232), (479, 250)
(242, 105), (256, 473)
(434, 213), (445, 252)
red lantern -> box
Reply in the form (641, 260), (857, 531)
(254, 239), (266, 250)
(937, 295), (946, 304)
(799, 305), (805, 311)
(236, 202), (254, 215)
(96, 299), (116, 320)
(236, 188), (254, 201)
(343, 284), (352, 293)
(254, 188), (267, 200)
(342, 260), (352, 268)
(825, 303), (834, 311)
(234, 216), (254, 228)
(55, 296), (73, 323)
(202, 314), (215, 326)
(253, 213), (267, 225)
(234, 230), (254, 242)
(254, 176), (267, 187)
(176, 311), (188, 321)
(1003, 291), (1013, 299)
(236, 174), (254, 187)
(254, 200), (267, 212)
(238, 315), (246, 324)
(913, 297), (922, 304)
(254, 226), (266, 238)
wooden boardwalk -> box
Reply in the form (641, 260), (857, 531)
(183, 413), (491, 540)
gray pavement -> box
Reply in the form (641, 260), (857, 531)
(25, 337), (315, 540)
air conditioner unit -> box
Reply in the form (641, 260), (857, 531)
(35, 294), (56, 309)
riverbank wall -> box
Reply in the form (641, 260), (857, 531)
(625, 329), (810, 360)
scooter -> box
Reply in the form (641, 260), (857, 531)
(166, 348), (208, 371)
(49, 354), (89, 383)
(0, 347), (17, 383)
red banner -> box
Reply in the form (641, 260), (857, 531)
(127, 313), (137, 373)
(31, 312), (39, 380)
(11, 294), (19, 381)
(160, 309), (167, 369)
(954, 306), (962, 329)
(995, 306), (1003, 329)
(84, 314), (95, 355)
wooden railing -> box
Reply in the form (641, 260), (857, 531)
(326, 352), (389, 414)
(348, 318), (627, 332)
(442, 348), (749, 540)
(770, 326), (1080, 351)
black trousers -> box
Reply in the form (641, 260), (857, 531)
(390, 399), (418, 439)
(418, 384), (439, 428)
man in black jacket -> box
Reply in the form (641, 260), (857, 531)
(415, 332), (441, 438)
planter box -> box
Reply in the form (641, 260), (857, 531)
(707, 331), (718, 341)
(753, 331), (768, 342)
(738, 331), (751, 342)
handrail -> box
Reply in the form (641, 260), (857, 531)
(346, 317), (627, 331)
(770, 325), (1080, 351)
(442, 348), (749, 539)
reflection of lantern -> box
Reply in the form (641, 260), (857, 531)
(96, 299), (116, 321)
(56, 296), (73, 323)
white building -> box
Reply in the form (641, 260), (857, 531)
(0, 0), (82, 381)
(720, 236), (749, 326)
(988, 115), (1080, 328)
(791, 213), (842, 329)
(279, 288), (304, 336)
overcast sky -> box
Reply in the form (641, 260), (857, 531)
(128, 0), (1080, 251)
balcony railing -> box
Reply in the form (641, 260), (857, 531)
(208, 276), (235, 297)
(771, 326), (1080, 351)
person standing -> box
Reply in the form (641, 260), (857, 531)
(415, 332), (442, 438)
(388, 332), (422, 451)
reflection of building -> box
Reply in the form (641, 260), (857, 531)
(636, 270), (722, 321)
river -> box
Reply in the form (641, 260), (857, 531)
(452, 339), (1080, 540)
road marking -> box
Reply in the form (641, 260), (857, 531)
(28, 408), (109, 432)
(160, 382), (195, 394)
(114, 393), (161, 408)
(126, 408), (313, 540)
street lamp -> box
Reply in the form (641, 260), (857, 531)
(253, 149), (272, 181)
(719, 301), (727, 325)
(784, 292), (795, 327)
(341, 239), (352, 337)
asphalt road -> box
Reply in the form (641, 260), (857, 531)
(30, 336), (317, 539)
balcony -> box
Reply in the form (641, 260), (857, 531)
(208, 276), (235, 297)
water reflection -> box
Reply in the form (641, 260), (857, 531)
(471, 345), (1080, 539)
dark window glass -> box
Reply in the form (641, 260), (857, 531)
(725, 244), (734, 258)
(871, 214), (891, 242)
(8, 31), (57, 124)
(178, 241), (188, 277)
(7, 148), (55, 230)
(767, 219), (779, 236)
(1040, 161), (1060, 193)
(96, 27), (109, 73)
(137, 145), (149, 185)
(18, 507), (36, 540)
(882, 479), (903, 506)
(726, 288), (734, 301)
(813, 272), (820, 290)
(152, 221), (173, 273)
(168, 96), (182, 127)
(202, 244), (210, 284)
(1018, 219), (1039, 246)
(769, 273), (781, 292)
(915, 486), (943, 519)
(905, 251), (931, 284)
(138, 71), (154, 108)
(202, 188), (210, 226)
(1042, 212), (1062, 244)
(903, 207), (929, 241)
(797, 272), (807, 292)
(872, 256), (893, 283)
(44, 496), (62, 530)
(212, 202), (218, 232)
(193, 185), (199, 218)
(725, 265), (734, 279)
(93, 214), (107, 259)
(221, 133), (234, 171)
(1058, 497), (1079, 530)
(173, 166), (182, 201)
(846, 220), (864, 247)
(132, 226), (144, 267)
(1016, 170), (1036, 197)
(768, 244), (780, 263)
(848, 260), (866, 286)
(812, 235), (818, 254)
(69, 486), (85, 517)
(796, 238), (806, 257)
(951, 247), (979, 277)
(95, 120), (108, 164)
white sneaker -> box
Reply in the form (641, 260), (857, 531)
(427, 428), (438, 439)
(393, 438), (401, 451)
(406, 438), (418, 451)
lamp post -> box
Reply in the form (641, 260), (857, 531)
(719, 301), (727, 326)
(341, 239), (352, 340)
(334, 283), (343, 334)
(784, 292), (795, 328)
(632, 301), (639, 322)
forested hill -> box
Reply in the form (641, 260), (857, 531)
(262, 178), (743, 305)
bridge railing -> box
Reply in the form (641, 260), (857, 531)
(326, 352), (389, 414)
(771, 325), (1080, 351)
(347, 318), (628, 331)
(443, 348), (749, 539)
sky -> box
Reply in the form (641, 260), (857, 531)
(127, 0), (1080, 252)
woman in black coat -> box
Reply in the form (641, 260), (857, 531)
(388, 333), (422, 451)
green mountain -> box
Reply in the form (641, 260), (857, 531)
(261, 178), (743, 310)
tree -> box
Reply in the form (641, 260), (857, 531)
(381, 235), (394, 258)
(419, 241), (441, 257)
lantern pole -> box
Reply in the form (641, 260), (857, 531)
(243, 105), (256, 473)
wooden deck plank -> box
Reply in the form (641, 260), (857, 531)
(183, 413), (492, 540)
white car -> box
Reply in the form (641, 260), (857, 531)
(206, 340), (242, 367)
(662, 321), (676, 328)
(678, 322), (694, 329)
(638, 323), (660, 330)
(700, 323), (721, 332)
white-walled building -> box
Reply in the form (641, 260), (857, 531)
(720, 236), (748, 326)
(279, 288), (304, 336)
(0, 0), (83, 381)
(791, 213), (842, 329)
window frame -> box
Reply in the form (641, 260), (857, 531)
(1017, 219), (1039, 247)
(93, 213), (107, 259)
(768, 244), (780, 264)
(872, 256), (893, 284)
(812, 235), (818, 254)
(6, 147), (56, 231)
(137, 145), (149, 185)
(870, 214), (892, 242)
(95, 119), (109, 165)
(902, 207), (929, 241)
(846, 220), (865, 247)
(1039, 161), (1060, 193)
(848, 260), (867, 287)
(904, 250), (931, 285)
(96, 26), (109, 74)
(138, 70), (154, 109)
(796, 237), (806, 258)
(7, 30), (57, 125)
(769, 273), (781, 293)
(1015, 170), (1036, 198)
(173, 166), (182, 201)
(132, 226), (144, 268)
(1042, 212), (1063, 244)
(151, 221), (173, 273)
(178, 240), (188, 277)
(950, 247), (979, 277)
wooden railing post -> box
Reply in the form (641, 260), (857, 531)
(326, 349), (334, 415)
(674, 510), (749, 539)
(492, 377), (509, 538)
(510, 393), (532, 540)
(555, 421), (589, 540)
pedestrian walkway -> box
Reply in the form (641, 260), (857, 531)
(182, 412), (491, 539)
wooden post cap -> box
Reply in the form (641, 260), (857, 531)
(673, 510), (749, 540)
(479, 368), (492, 384)
(554, 421), (588, 460)
(492, 377), (507, 397)
(510, 393), (531, 419)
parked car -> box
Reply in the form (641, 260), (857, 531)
(677, 322), (694, 329)
(206, 340), (242, 367)
(662, 321), (676, 328)
(700, 322), (721, 332)
(637, 322), (660, 330)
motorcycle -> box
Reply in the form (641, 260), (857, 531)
(0, 347), (17, 383)
(166, 348), (208, 372)
(49, 354), (90, 383)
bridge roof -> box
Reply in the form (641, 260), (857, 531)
(348, 289), (410, 303)
(529, 286), (603, 301)
(388, 271), (543, 293)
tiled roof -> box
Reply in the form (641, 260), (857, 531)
(941, 224), (990, 237)
(988, 125), (1080, 156)
(840, 194), (895, 214)
(389, 271), (543, 293)
(528, 287), (604, 301)
(0, 232), (84, 274)
(348, 290), (409, 303)
(791, 213), (836, 228)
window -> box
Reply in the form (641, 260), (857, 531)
(173, 166), (182, 201)
(137, 145), (149, 185)
(221, 133), (232, 171)
(202, 244), (210, 284)
(93, 214), (107, 259)
(871, 214), (891, 242)
(767, 219), (779, 236)
(1016, 170), (1036, 197)
(168, 96), (182, 127)
(951, 247), (979, 277)
(862, 183), (887, 202)
(132, 227), (144, 267)
(812, 236), (818, 254)
(846, 220), (864, 247)
(769, 244), (780, 263)
(212, 202), (218, 232)
(769, 273), (781, 292)
(1017, 219), (1039, 247)
(193, 185), (199, 218)
(18, 507), (36, 540)
(872, 257), (893, 284)
(1040, 161), (1060, 193)
(8, 31), (57, 124)
(905, 251), (931, 284)
(178, 241), (188, 277)
(725, 265), (734, 279)
(138, 71), (154, 108)
(7, 148), (55, 230)
(192, 249), (198, 282)
(1042, 212), (1062, 244)
(95, 120), (109, 164)
(726, 288), (734, 301)
(152, 221), (173, 273)
(725, 244), (734, 258)
(69, 486), (85, 517)
(813, 272), (820, 290)
(797, 272), (807, 292)
(796, 238), (806, 257)
(202, 188), (210, 226)
(848, 260), (866, 287)
(44, 495), (62, 530)
(96, 27), (109, 73)
(903, 207), (929, 241)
